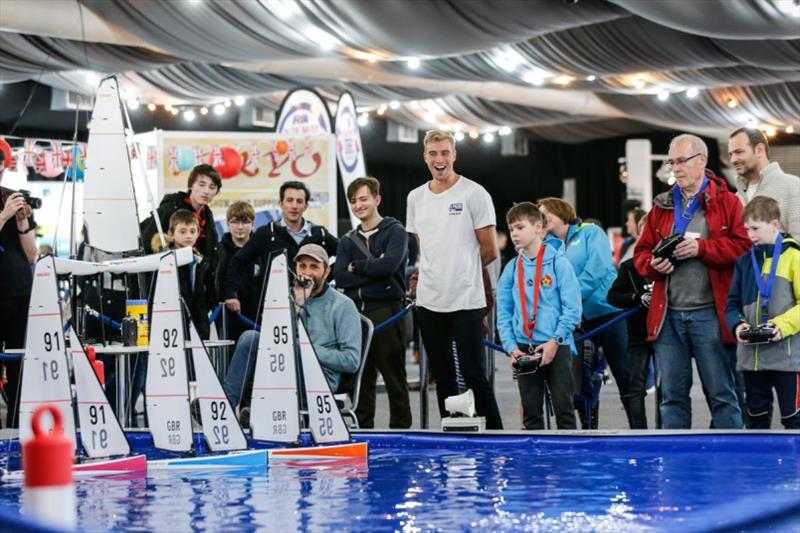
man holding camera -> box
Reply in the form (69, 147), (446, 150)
(634, 134), (750, 429)
(0, 150), (38, 428)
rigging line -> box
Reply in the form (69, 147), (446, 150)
(6, 47), (53, 137)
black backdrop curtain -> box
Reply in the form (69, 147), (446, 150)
(347, 118), (721, 235)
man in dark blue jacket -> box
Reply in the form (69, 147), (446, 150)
(334, 177), (411, 428)
(222, 181), (337, 316)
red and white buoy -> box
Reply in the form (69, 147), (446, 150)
(22, 403), (77, 530)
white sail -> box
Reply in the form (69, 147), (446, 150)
(83, 76), (140, 253)
(54, 247), (193, 276)
(146, 252), (192, 452)
(188, 322), (247, 452)
(250, 254), (300, 443)
(298, 319), (351, 444)
(18, 256), (77, 452)
(69, 327), (130, 458)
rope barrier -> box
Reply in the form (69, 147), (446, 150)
(0, 353), (21, 361)
(481, 306), (643, 355)
(372, 303), (412, 333)
(209, 305), (222, 324)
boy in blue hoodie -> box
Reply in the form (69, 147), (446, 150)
(497, 203), (582, 429)
(725, 196), (800, 429)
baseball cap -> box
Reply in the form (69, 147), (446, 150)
(294, 243), (329, 265)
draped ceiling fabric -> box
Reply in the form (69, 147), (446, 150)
(0, 0), (798, 142)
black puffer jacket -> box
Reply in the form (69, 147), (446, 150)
(141, 191), (218, 260)
(333, 217), (408, 312)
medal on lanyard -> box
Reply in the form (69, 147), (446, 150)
(748, 232), (783, 322)
(671, 177), (708, 235)
(517, 245), (546, 352)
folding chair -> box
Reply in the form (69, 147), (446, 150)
(335, 314), (373, 429)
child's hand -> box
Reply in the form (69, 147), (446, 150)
(768, 323), (783, 342)
(538, 339), (559, 367)
(509, 349), (525, 369)
(735, 322), (751, 343)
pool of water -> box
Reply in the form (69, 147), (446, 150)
(1, 432), (798, 532)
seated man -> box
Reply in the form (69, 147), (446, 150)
(223, 244), (361, 410)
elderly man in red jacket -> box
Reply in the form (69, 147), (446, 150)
(634, 134), (750, 429)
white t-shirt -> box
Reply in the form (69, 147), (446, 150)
(406, 176), (496, 312)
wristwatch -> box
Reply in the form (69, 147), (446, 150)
(554, 336), (565, 345)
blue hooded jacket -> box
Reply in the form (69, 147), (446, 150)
(496, 243), (582, 355)
(547, 222), (620, 320)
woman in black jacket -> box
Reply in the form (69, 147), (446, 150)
(607, 221), (653, 429)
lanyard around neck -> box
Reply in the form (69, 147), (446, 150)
(517, 245), (546, 343)
(748, 232), (783, 320)
(672, 177), (708, 235)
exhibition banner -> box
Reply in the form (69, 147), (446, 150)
(159, 131), (337, 232)
(275, 89), (332, 137)
(334, 92), (367, 228)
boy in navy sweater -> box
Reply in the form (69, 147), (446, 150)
(497, 203), (582, 429)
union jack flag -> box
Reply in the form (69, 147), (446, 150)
(147, 146), (157, 170)
(50, 141), (63, 167)
(193, 145), (206, 166)
(23, 138), (37, 167)
(211, 145), (223, 167)
(62, 146), (73, 169)
(168, 145), (179, 174)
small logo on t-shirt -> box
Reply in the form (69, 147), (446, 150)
(542, 275), (553, 287)
(448, 202), (463, 215)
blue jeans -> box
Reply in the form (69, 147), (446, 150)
(222, 330), (260, 408)
(654, 307), (743, 429)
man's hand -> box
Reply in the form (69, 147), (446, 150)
(735, 322), (751, 343)
(651, 256), (675, 275)
(509, 348), (525, 369)
(1, 193), (26, 225)
(673, 236), (699, 260)
(538, 339), (559, 367)
(224, 298), (241, 314)
(293, 285), (307, 307)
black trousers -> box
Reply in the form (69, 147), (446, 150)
(627, 342), (652, 429)
(417, 307), (503, 429)
(0, 295), (30, 428)
(743, 370), (800, 429)
(517, 344), (576, 430)
(356, 304), (412, 429)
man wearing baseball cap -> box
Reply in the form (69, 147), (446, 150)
(222, 244), (362, 421)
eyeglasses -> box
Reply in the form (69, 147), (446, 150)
(666, 153), (703, 168)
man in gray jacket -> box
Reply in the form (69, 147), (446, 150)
(728, 127), (799, 236)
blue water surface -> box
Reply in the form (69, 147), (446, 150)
(1, 432), (798, 532)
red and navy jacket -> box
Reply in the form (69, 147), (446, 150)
(633, 171), (751, 343)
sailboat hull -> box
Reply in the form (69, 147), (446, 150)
(147, 449), (268, 470)
(268, 441), (368, 460)
(73, 454), (147, 478)
(3, 454), (147, 481)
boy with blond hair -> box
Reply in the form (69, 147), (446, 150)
(496, 202), (582, 429)
(215, 201), (261, 342)
(726, 196), (800, 429)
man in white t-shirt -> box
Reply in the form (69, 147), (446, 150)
(406, 129), (503, 429)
